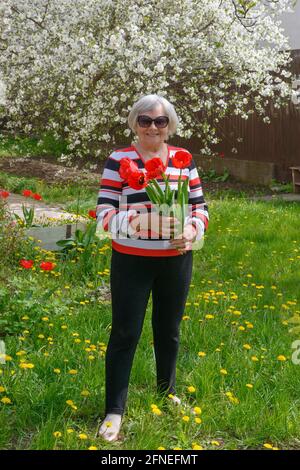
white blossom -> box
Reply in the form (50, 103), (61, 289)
(0, 0), (294, 162)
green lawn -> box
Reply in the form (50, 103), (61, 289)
(0, 174), (300, 450)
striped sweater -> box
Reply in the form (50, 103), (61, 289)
(96, 144), (209, 257)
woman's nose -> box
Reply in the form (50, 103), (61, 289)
(150, 121), (158, 129)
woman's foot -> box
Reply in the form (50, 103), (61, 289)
(96, 413), (122, 442)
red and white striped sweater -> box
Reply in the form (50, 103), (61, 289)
(96, 144), (209, 257)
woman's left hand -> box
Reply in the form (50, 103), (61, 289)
(169, 223), (197, 254)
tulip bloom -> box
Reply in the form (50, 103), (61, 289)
(19, 259), (34, 269)
(119, 158), (139, 181)
(22, 189), (33, 197)
(0, 190), (10, 198)
(32, 193), (42, 201)
(144, 157), (165, 180)
(127, 170), (148, 190)
(88, 210), (97, 219)
(40, 261), (55, 271)
(172, 150), (192, 169)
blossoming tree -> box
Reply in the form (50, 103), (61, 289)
(0, 0), (295, 165)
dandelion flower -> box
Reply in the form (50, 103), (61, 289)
(263, 443), (273, 449)
(1, 397), (12, 404)
(277, 355), (287, 362)
(193, 407), (202, 415)
(198, 352), (206, 357)
(211, 440), (220, 446)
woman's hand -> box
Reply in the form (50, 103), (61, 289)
(169, 223), (197, 254)
(130, 212), (180, 238)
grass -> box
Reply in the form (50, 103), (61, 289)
(0, 171), (97, 216)
(0, 133), (69, 159)
(1, 177), (300, 450)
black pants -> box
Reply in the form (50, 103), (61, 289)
(104, 248), (193, 416)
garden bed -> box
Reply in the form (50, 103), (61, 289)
(0, 155), (275, 197)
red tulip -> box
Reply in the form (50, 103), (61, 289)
(0, 190), (10, 198)
(145, 157), (165, 180)
(119, 158), (139, 181)
(172, 150), (192, 169)
(127, 171), (148, 190)
(219, 152), (225, 158)
(32, 193), (42, 201)
(19, 259), (34, 269)
(88, 210), (97, 219)
(22, 189), (33, 197)
(40, 261), (55, 271)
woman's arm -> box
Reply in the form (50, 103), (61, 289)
(186, 158), (209, 241)
(96, 155), (138, 238)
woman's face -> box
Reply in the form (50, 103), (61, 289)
(135, 104), (169, 147)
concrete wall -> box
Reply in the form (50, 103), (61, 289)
(193, 155), (276, 185)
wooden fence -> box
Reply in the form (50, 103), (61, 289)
(171, 49), (300, 182)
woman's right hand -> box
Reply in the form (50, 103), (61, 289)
(130, 212), (180, 238)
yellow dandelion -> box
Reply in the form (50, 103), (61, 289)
(187, 386), (196, 393)
(277, 355), (287, 362)
(263, 443), (273, 449)
(0, 386), (6, 393)
(211, 440), (220, 446)
(88, 446), (98, 450)
(1, 397), (12, 404)
(182, 415), (190, 422)
(68, 369), (78, 375)
(78, 433), (88, 440)
(198, 352), (206, 357)
(81, 390), (90, 397)
(243, 344), (251, 350)
(193, 406), (202, 415)
(53, 369), (61, 374)
(53, 431), (62, 438)
(220, 369), (228, 375)
(246, 384), (253, 389)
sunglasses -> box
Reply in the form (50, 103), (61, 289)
(137, 115), (169, 128)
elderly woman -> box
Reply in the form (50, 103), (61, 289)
(95, 94), (209, 442)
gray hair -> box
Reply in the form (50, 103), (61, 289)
(128, 94), (179, 139)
